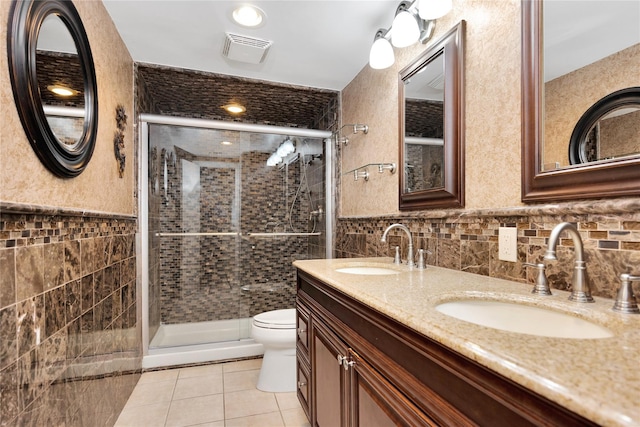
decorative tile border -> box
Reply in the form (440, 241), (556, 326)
(336, 200), (640, 300)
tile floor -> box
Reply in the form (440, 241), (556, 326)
(114, 358), (311, 427)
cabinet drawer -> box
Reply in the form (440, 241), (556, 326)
(296, 302), (310, 353)
(297, 356), (311, 421)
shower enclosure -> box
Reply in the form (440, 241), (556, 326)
(139, 115), (332, 368)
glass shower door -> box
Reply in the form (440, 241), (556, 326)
(146, 121), (327, 351)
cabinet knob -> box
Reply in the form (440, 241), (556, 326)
(297, 381), (307, 388)
(297, 327), (307, 334)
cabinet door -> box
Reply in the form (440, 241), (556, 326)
(349, 350), (438, 427)
(311, 318), (350, 427)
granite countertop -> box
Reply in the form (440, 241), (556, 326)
(293, 257), (640, 427)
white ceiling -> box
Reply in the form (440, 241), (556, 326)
(100, 1), (639, 91)
(102, 0), (398, 91)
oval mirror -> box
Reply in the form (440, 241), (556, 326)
(399, 21), (465, 210)
(7, 0), (98, 178)
(38, 14), (86, 148)
(568, 87), (640, 165)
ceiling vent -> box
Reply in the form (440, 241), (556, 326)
(223, 32), (272, 64)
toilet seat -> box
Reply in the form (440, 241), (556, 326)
(253, 308), (296, 329)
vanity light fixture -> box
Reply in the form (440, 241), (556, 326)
(418, 0), (453, 20)
(391, 2), (421, 48)
(369, 0), (448, 70)
(47, 84), (77, 97)
(369, 29), (394, 70)
(232, 5), (265, 28)
(222, 103), (246, 114)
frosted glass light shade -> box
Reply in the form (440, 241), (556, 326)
(276, 140), (295, 157)
(391, 11), (420, 48)
(267, 153), (281, 166)
(369, 37), (394, 69)
(418, 0), (453, 20)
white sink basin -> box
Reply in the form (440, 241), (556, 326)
(335, 266), (400, 275)
(435, 300), (614, 339)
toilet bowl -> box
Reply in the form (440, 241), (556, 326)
(251, 308), (297, 392)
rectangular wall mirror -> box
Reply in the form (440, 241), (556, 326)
(399, 21), (465, 210)
(522, 0), (640, 202)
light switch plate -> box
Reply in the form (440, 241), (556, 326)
(498, 227), (518, 262)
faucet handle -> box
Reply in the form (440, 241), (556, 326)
(393, 246), (402, 265)
(613, 274), (640, 314)
(523, 263), (552, 296)
(417, 249), (426, 269)
(416, 249), (433, 270)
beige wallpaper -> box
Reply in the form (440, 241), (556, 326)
(544, 43), (640, 168)
(340, 0), (523, 215)
(0, 0), (135, 215)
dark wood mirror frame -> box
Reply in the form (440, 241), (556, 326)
(522, 0), (640, 202)
(8, 0), (98, 178)
(399, 21), (465, 210)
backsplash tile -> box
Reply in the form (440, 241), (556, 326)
(336, 201), (640, 300)
(0, 210), (140, 426)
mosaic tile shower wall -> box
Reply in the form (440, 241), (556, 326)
(137, 64), (337, 337)
(336, 204), (640, 299)
(151, 144), (320, 325)
(0, 212), (139, 426)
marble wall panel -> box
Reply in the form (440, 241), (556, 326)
(0, 212), (140, 426)
(0, 248), (15, 309)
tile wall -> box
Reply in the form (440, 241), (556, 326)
(137, 65), (338, 334)
(336, 201), (640, 299)
(0, 209), (140, 426)
(154, 149), (313, 324)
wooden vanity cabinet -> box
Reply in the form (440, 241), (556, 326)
(296, 270), (599, 427)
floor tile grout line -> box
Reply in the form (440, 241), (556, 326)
(162, 375), (178, 427)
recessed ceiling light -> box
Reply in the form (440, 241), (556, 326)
(222, 103), (246, 114)
(232, 5), (265, 28)
(47, 85), (77, 97)
(221, 140), (233, 146)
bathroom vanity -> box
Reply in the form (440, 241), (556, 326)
(294, 258), (640, 427)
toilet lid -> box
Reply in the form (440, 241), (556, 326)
(253, 308), (296, 329)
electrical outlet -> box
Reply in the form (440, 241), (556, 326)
(498, 227), (518, 262)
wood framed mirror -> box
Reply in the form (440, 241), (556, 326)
(7, 0), (98, 178)
(521, 0), (640, 202)
(399, 21), (465, 210)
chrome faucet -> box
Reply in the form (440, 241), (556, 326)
(544, 222), (594, 303)
(381, 223), (414, 267)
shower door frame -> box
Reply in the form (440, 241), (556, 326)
(138, 114), (333, 359)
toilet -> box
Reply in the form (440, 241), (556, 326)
(251, 308), (297, 392)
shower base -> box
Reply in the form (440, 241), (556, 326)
(144, 318), (263, 369)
